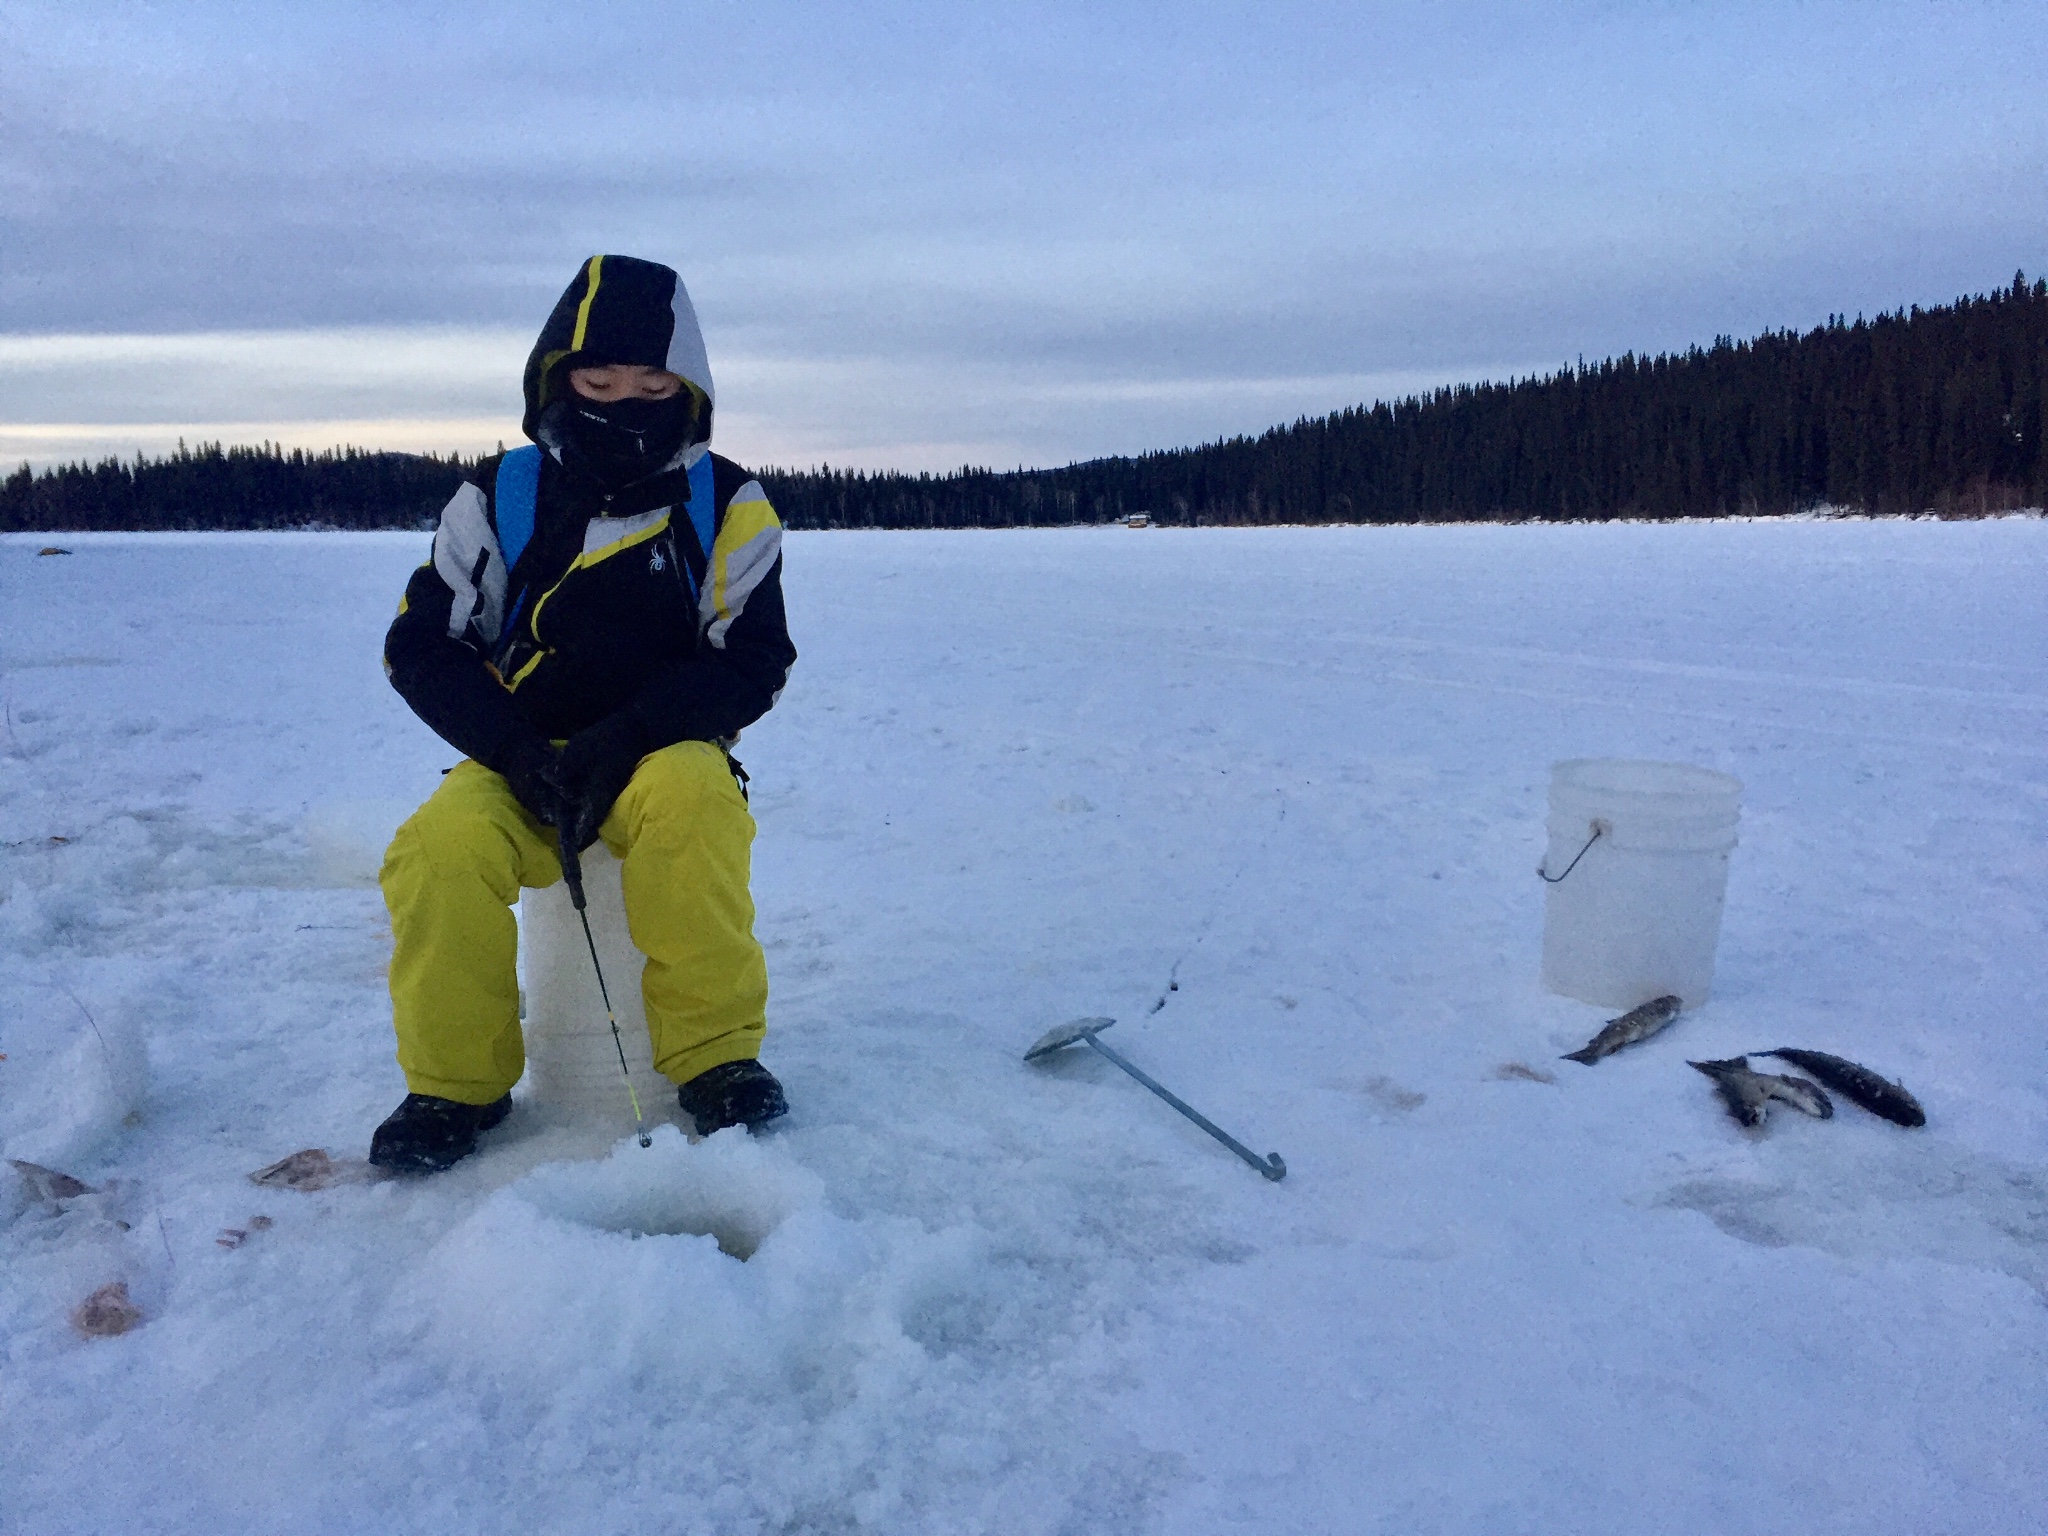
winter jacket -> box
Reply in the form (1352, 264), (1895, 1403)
(384, 255), (795, 770)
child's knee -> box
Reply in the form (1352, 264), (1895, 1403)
(385, 773), (529, 889)
(630, 741), (743, 817)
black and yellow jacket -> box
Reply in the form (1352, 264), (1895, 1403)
(384, 256), (795, 769)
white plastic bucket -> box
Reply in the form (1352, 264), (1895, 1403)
(1540, 759), (1742, 1010)
(518, 845), (676, 1128)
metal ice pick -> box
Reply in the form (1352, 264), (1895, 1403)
(1024, 1017), (1286, 1181)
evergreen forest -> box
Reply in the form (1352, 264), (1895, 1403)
(6, 274), (2043, 533)
(2, 441), (485, 534)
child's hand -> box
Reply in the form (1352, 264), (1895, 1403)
(497, 738), (567, 829)
(548, 712), (651, 852)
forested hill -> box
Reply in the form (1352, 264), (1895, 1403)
(6, 274), (2044, 532)
(763, 273), (2046, 527)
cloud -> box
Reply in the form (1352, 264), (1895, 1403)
(0, 328), (530, 422)
(2, 1), (2042, 470)
(0, 419), (519, 469)
(0, 326), (1528, 472)
(0, 328), (531, 468)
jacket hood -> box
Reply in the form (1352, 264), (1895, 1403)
(522, 254), (715, 446)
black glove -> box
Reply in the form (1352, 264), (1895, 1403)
(548, 711), (651, 853)
(496, 737), (566, 828)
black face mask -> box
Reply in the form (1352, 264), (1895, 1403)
(543, 389), (696, 491)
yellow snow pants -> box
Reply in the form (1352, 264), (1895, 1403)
(380, 740), (768, 1104)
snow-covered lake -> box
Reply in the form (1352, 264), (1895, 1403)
(4, 519), (2045, 1535)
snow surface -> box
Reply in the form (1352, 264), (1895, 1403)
(3, 519), (2045, 1535)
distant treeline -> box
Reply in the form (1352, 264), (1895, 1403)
(2, 440), (484, 532)
(7, 274), (2044, 533)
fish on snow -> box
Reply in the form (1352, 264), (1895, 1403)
(1755, 1048), (1925, 1127)
(1562, 995), (1683, 1065)
(1688, 1056), (1833, 1128)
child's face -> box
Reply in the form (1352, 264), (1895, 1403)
(568, 364), (684, 402)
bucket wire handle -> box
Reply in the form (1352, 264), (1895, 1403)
(1538, 821), (1606, 884)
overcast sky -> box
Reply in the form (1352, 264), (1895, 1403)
(3, 1), (2041, 472)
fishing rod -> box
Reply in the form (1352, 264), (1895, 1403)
(557, 836), (652, 1148)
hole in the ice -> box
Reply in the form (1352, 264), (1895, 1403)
(509, 1128), (813, 1265)
(591, 1209), (763, 1261)
(538, 1186), (788, 1261)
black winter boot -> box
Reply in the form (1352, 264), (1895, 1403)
(368, 1093), (512, 1174)
(676, 1060), (787, 1136)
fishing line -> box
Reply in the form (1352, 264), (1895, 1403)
(1148, 786), (1288, 1016)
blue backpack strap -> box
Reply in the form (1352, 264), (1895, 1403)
(684, 452), (717, 567)
(493, 446), (542, 574)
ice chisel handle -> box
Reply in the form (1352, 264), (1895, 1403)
(1084, 1035), (1286, 1181)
